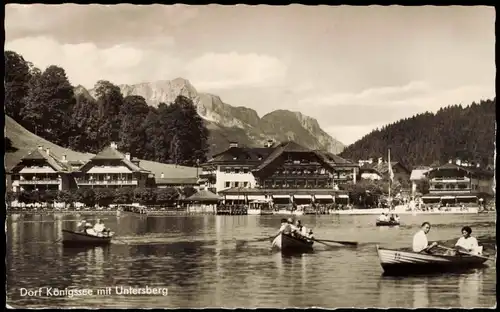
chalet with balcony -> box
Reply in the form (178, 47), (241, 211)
(421, 160), (495, 205)
(202, 141), (356, 206)
(9, 146), (74, 192)
(74, 142), (151, 188)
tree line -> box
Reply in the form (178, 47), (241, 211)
(4, 51), (209, 166)
(6, 187), (198, 209)
(340, 99), (496, 170)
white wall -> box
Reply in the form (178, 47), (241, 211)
(215, 166), (256, 193)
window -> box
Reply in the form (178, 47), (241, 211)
(225, 181), (230, 188)
(225, 168), (231, 173)
(235, 182), (239, 187)
(234, 168), (240, 174)
(243, 168), (249, 174)
(243, 182), (249, 187)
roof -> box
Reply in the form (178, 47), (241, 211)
(320, 152), (357, 166)
(410, 168), (430, 181)
(428, 163), (494, 178)
(360, 161), (402, 175)
(83, 146), (149, 173)
(185, 189), (222, 202)
(11, 148), (69, 173)
(207, 147), (274, 165)
(254, 141), (326, 172)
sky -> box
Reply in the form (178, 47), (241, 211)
(5, 4), (495, 145)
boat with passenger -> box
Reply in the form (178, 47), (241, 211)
(62, 229), (114, 247)
(375, 245), (489, 275)
(271, 233), (314, 253)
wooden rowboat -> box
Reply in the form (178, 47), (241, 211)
(272, 233), (314, 253)
(62, 229), (113, 247)
(376, 220), (400, 227)
(376, 245), (489, 275)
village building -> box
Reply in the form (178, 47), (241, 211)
(409, 166), (431, 196)
(74, 142), (152, 188)
(420, 159), (495, 206)
(8, 146), (75, 192)
(200, 141), (358, 207)
(7, 142), (201, 193)
(358, 157), (411, 184)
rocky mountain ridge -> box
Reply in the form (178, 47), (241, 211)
(82, 78), (345, 155)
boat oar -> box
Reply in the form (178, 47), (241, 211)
(235, 235), (277, 247)
(312, 238), (358, 247)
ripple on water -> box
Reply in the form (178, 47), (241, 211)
(5, 213), (497, 308)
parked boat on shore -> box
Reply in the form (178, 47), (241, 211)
(376, 245), (489, 276)
(271, 233), (314, 253)
(62, 230), (114, 247)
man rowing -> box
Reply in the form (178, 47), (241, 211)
(412, 222), (438, 253)
(93, 219), (111, 237)
(77, 219), (92, 233)
(276, 218), (292, 236)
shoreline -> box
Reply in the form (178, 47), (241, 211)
(6, 208), (493, 217)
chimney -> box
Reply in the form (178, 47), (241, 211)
(476, 163), (480, 168)
(38, 145), (43, 151)
(62, 155), (67, 162)
(455, 159), (461, 166)
(160, 172), (165, 178)
(46, 148), (50, 156)
(448, 159), (453, 164)
(265, 139), (275, 148)
(229, 142), (238, 148)
(125, 152), (131, 161)
(368, 158), (373, 164)
(110, 142), (117, 149)
(378, 157), (383, 165)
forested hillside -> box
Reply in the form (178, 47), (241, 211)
(4, 51), (208, 167)
(340, 99), (496, 169)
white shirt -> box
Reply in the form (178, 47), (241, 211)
(279, 223), (292, 234)
(94, 223), (105, 232)
(455, 236), (479, 253)
(300, 226), (308, 236)
(412, 230), (429, 252)
(377, 215), (388, 222)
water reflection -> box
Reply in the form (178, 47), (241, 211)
(6, 213), (497, 308)
(458, 269), (484, 307)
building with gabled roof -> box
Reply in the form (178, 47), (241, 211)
(200, 140), (357, 206)
(74, 142), (152, 188)
(9, 146), (75, 192)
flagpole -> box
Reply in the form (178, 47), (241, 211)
(388, 148), (391, 211)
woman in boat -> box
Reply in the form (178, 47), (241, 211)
(306, 229), (315, 242)
(412, 222), (438, 253)
(377, 213), (388, 222)
(455, 226), (480, 255)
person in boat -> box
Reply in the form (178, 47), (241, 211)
(277, 218), (292, 236)
(377, 213), (388, 222)
(394, 214), (400, 222)
(77, 219), (92, 233)
(93, 219), (110, 237)
(412, 222), (438, 253)
(293, 220), (309, 239)
(389, 214), (396, 222)
(306, 229), (315, 242)
(454, 226), (481, 255)
(288, 217), (298, 233)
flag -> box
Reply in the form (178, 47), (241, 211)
(388, 149), (394, 182)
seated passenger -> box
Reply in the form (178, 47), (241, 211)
(455, 226), (481, 255)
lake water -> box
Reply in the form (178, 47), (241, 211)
(6, 213), (497, 308)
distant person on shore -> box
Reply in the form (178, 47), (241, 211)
(412, 222), (438, 253)
(455, 226), (481, 255)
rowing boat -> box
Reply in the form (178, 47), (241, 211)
(376, 245), (489, 275)
(376, 220), (400, 226)
(271, 233), (313, 253)
(62, 229), (114, 247)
